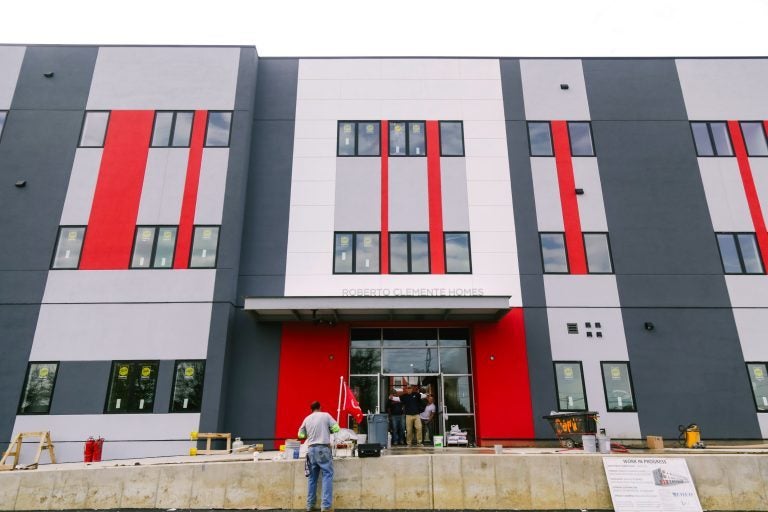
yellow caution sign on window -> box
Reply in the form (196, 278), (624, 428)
(363, 236), (372, 247)
(118, 366), (129, 379)
(343, 123), (353, 133)
(203, 229), (212, 239)
(611, 367), (621, 380)
(755, 367), (765, 380)
(366, 124), (374, 134)
(163, 230), (172, 240)
(412, 124), (421, 133)
(141, 366), (152, 378)
(563, 367), (574, 379)
(340, 236), (350, 247)
(38, 367), (49, 379)
(141, 229), (153, 241)
(68, 231), (78, 240)
(394, 124), (402, 133)
(185, 367), (195, 379)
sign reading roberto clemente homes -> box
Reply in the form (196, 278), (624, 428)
(341, 288), (485, 297)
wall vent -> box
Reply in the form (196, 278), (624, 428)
(567, 323), (579, 334)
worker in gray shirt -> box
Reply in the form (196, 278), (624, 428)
(298, 401), (340, 512)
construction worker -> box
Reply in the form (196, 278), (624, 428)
(298, 401), (340, 512)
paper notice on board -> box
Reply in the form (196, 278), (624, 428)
(603, 458), (702, 512)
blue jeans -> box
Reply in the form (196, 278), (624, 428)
(307, 445), (334, 510)
(390, 415), (405, 444)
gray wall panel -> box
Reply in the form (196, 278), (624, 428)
(153, 360), (175, 415)
(523, 308), (558, 438)
(200, 303), (233, 432)
(237, 59), (298, 299)
(440, 158), (470, 231)
(334, 158), (380, 230)
(389, 158), (428, 231)
(49, 361), (111, 415)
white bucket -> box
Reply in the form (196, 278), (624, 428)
(598, 435), (611, 454)
(494, 444), (503, 455)
(582, 435), (597, 453)
(357, 434), (367, 445)
(433, 435), (444, 448)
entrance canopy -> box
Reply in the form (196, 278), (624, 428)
(243, 296), (512, 322)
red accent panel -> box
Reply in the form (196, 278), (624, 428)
(79, 111), (154, 269)
(274, 323), (350, 448)
(426, 121), (445, 273)
(729, 120), (768, 270)
(472, 309), (534, 444)
(381, 120), (389, 274)
(551, 121), (587, 274)
(174, 110), (208, 269)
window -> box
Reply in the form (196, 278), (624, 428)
(205, 111), (233, 147)
(540, 233), (568, 273)
(440, 121), (464, 156)
(337, 121), (380, 156)
(747, 363), (768, 412)
(390, 232), (430, 273)
(78, 111), (109, 147)
(0, 111), (6, 140)
(390, 121), (426, 156)
(740, 122), (768, 156)
(131, 226), (177, 269)
(189, 226), (220, 268)
(170, 360), (205, 413)
(151, 111), (194, 147)
(568, 122), (595, 156)
(601, 362), (637, 412)
(528, 122), (553, 156)
(691, 122), (733, 156)
(51, 226), (86, 269)
(716, 233), (764, 274)
(105, 361), (159, 413)
(554, 362), (587, 411)
(583, 233), (613, 274)
(444, 232), (471, 273)
(334, 232), (380, 274)
(18, 362), (58, 415)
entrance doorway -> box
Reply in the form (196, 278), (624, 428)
(348, 327), (475, 445)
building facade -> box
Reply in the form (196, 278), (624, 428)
(1, 46), (767, 461)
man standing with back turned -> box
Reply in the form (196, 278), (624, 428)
(298, 401), (340, 512)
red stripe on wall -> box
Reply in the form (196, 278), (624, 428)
(174, 110), (208, 269)
(728, 120), (768, 270)
(472, 309), (535, 444)
(79, 111), (154, 269)
(426, 121), (445, 273)
(381, 120), (389, 274)
(274, 323), (350, 448)
(551, 121), (587, 274)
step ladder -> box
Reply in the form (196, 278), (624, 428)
(0, 431), (56, 471)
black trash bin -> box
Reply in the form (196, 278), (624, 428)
(366, 413), (389, 448)
(542, 411), (599, 448)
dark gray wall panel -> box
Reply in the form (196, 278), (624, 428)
(11, 46), (97, 110)
(622, 308), (760, 438)
(523, 308), (559, 438)
(238, 58), (298, 299)
(500, 59), (526, 121)
(49, 361), (111, 415)
(153, 360), (175, 414)
(199, 303), (234, 432)
(583, 59), (688, 121)
(0, 271), (47, 304)
(222, 309), (281, 443)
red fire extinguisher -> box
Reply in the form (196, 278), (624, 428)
(93, 437), (104, 462)
(84, 437), (95, 462)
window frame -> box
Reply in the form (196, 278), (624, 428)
(188, 225), (221, 269)
(389, 120), (427, 157)
(151, 110), (195, 148)
(567, 121), (595, 157)
(739, 121), (768, 157)
(389, 232), (431, 274)
(129, 225), (178, 269)
(527, 121), (554, 157)
(333, 231), (382, 274)
(77, 110), (111, 148)
(203, 110), (233, 148)
(443, 231), (472, 274)
(583, 232), (614, 274)
(690, 121), (734, 157)
(439, 120), (465, 157)
(600, 361), (638, 413)
(746, 362), (768, 413)
(553, 361), (588, 412)
(715, 232), (764, 275)
(17, 361), (60, 415)
(50, 225), (87, 270)
(539, 232), (570, 274)
(337, 120), (381, 157)
(104, 360), (160, 414)
(169, 359), (206, 413)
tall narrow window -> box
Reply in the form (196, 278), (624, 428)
(18, 362), (58, 415)
(0, 111), (7, 140)
(568, 122), (595, 156)
(190, 226), (220, 268)
(337, 121), (380, 156)
(716, 233), (764, 274)
(170, 360), (206, 413)
(554, 362), (587, 411)
(747, 363), (768, 412)
(528, 122), (553, 156)
(333, 232), (381, 274)
(105, 361), (159, 413)
(205, 111), (233, 147)
(440, 121), (464, 156)
(540, 233), (568, 273)
(444, 232), (471, 273)
(151, 111), (194, 148)
(390, 121), (426, 156)
(740, 122), (768, 156)
(583, 233), (613, 274)
(601, 362), (637, 412)
(390, 232), (430, 273)
(79, 111), (109, 147)
(131, 226), (177, 269)
(51, 226), (86, 269)
(691, 122), (733, 156)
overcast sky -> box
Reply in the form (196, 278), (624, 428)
(5, 0), (768, 57)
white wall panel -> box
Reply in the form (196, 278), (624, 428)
(760, 416), (768, 440)
(292, 157), (336, 181)
(470, 252), (518, 275)
(293, 138), (338, 158)
(136, 149), (187, 226)
(544, 275), (621, 307)
(547, 308), (629, 360)
(531, 158), (564, 231)
(676, 59), (768, 120)
(572, 158), (608, 232)
(459, 59), (502, 80)
(31, 303), (212, 360)
(464, 138), (509, 157)
(87, 47), (239, 110)
(297, 79), (342, 99)
(441, 158), (470, 231)
(465, 157), (513, 181)
(380, 59), (462, 80)
(698, 158), (754, 232)
(732, 308), (768, 361)
(467, 180), (512, 206)
(463, 120), (508, 140)
(294, 120), (338, 140)
(461, 100), (505, 121)
(59, 149), (102, 225)
(468, 205), (516, 232)
(194, 148), (230, 225)
(389, 159), (429, 231)
(750, 159), (768, 229)
(335, 158), (378, 230)
(285, 252), (333, 276)
(520, 60), (590, 120)
(0, 46), (25, 109)
(292, 180), (336, 206)
(288, 205), (335, 232)
(286, 231), (333, 254)
(725, 276), (768, 307)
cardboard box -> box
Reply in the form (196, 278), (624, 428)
(646, 435), (664, 450)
